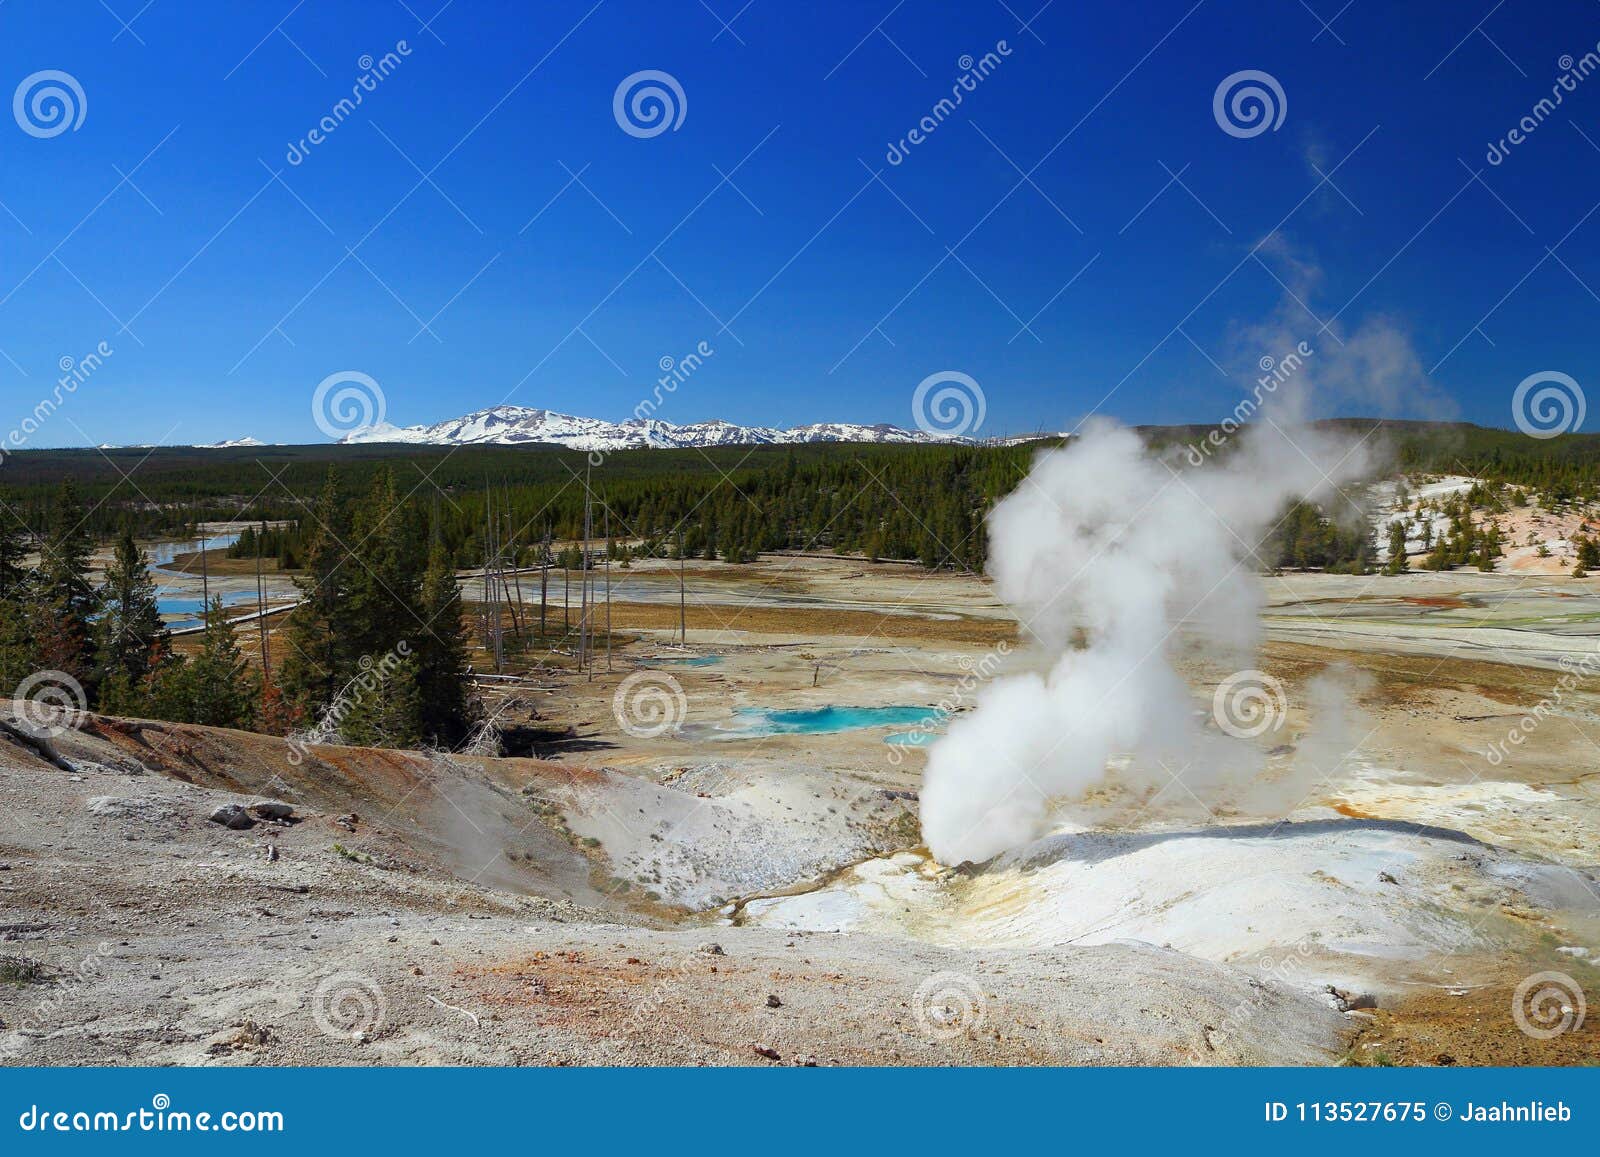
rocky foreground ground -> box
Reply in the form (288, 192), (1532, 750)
(5, 555), (1600, 1070)
(0, 710), (1358, 1066)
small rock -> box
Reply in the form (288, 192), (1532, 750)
(251, 800), (295, 821)
(234, 1020), (271, 1048)
(1434, 1053), (1456, 1066)
(208, 804), (255, 830)
(751, 1044), (780, 1061)
(1324, 984), (1378, 1011)
(698, 942), (724, 956)
(88, 795), (178, 822)
(264, 844), (278, 863)
(1378, 871), (1398, 885)
(766, 994), (782, 1008)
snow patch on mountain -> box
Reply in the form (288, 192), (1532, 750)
(336, 406), (957, 450)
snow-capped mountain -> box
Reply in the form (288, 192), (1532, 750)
(338, 406), (954, 450)
(202, 436), (266, 448)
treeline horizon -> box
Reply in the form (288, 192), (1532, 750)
(3, 418), (1599, 576)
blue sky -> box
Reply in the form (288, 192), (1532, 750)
(1, 0), (1598, 446)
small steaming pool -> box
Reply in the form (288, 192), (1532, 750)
(641, 655), (722, 668)
(710, 705), (935, 739)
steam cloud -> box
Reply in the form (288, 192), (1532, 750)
(919, 301), (1422, 865)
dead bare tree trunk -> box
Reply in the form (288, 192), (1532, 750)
(255, 526), (271, 683)
(604, 501), (612, 672)
(540, 524), (550, 641)
(0, 720), (75, 772)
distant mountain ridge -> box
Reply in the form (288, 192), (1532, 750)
(204, 436), (265, 448)
(333, 405), (966, 450)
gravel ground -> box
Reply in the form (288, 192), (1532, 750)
(9, 561), (1596, 1067)
(0, 713), (1348, 1066)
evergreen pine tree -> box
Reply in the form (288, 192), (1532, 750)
(1436, 531), (1456, 569)
(1383, 520), (1409, 575)
(341, 655), (425, 749)
(345, 467), (422, 662)
(0, 592), (33, 693)
(153, 597), (259, 728)
(0, 513), (31, 691)
(279, 469), (351, 717)
(415, 535), (475, 747)
(1574, 535), (1600, 578)
(34, 481), (96, 686)
(94, 530), (170, 708)
(0, 514), (26, 600)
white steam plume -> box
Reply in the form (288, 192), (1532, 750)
(1233, 662), (1374, 815)
(920, 406), (1378, 865)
